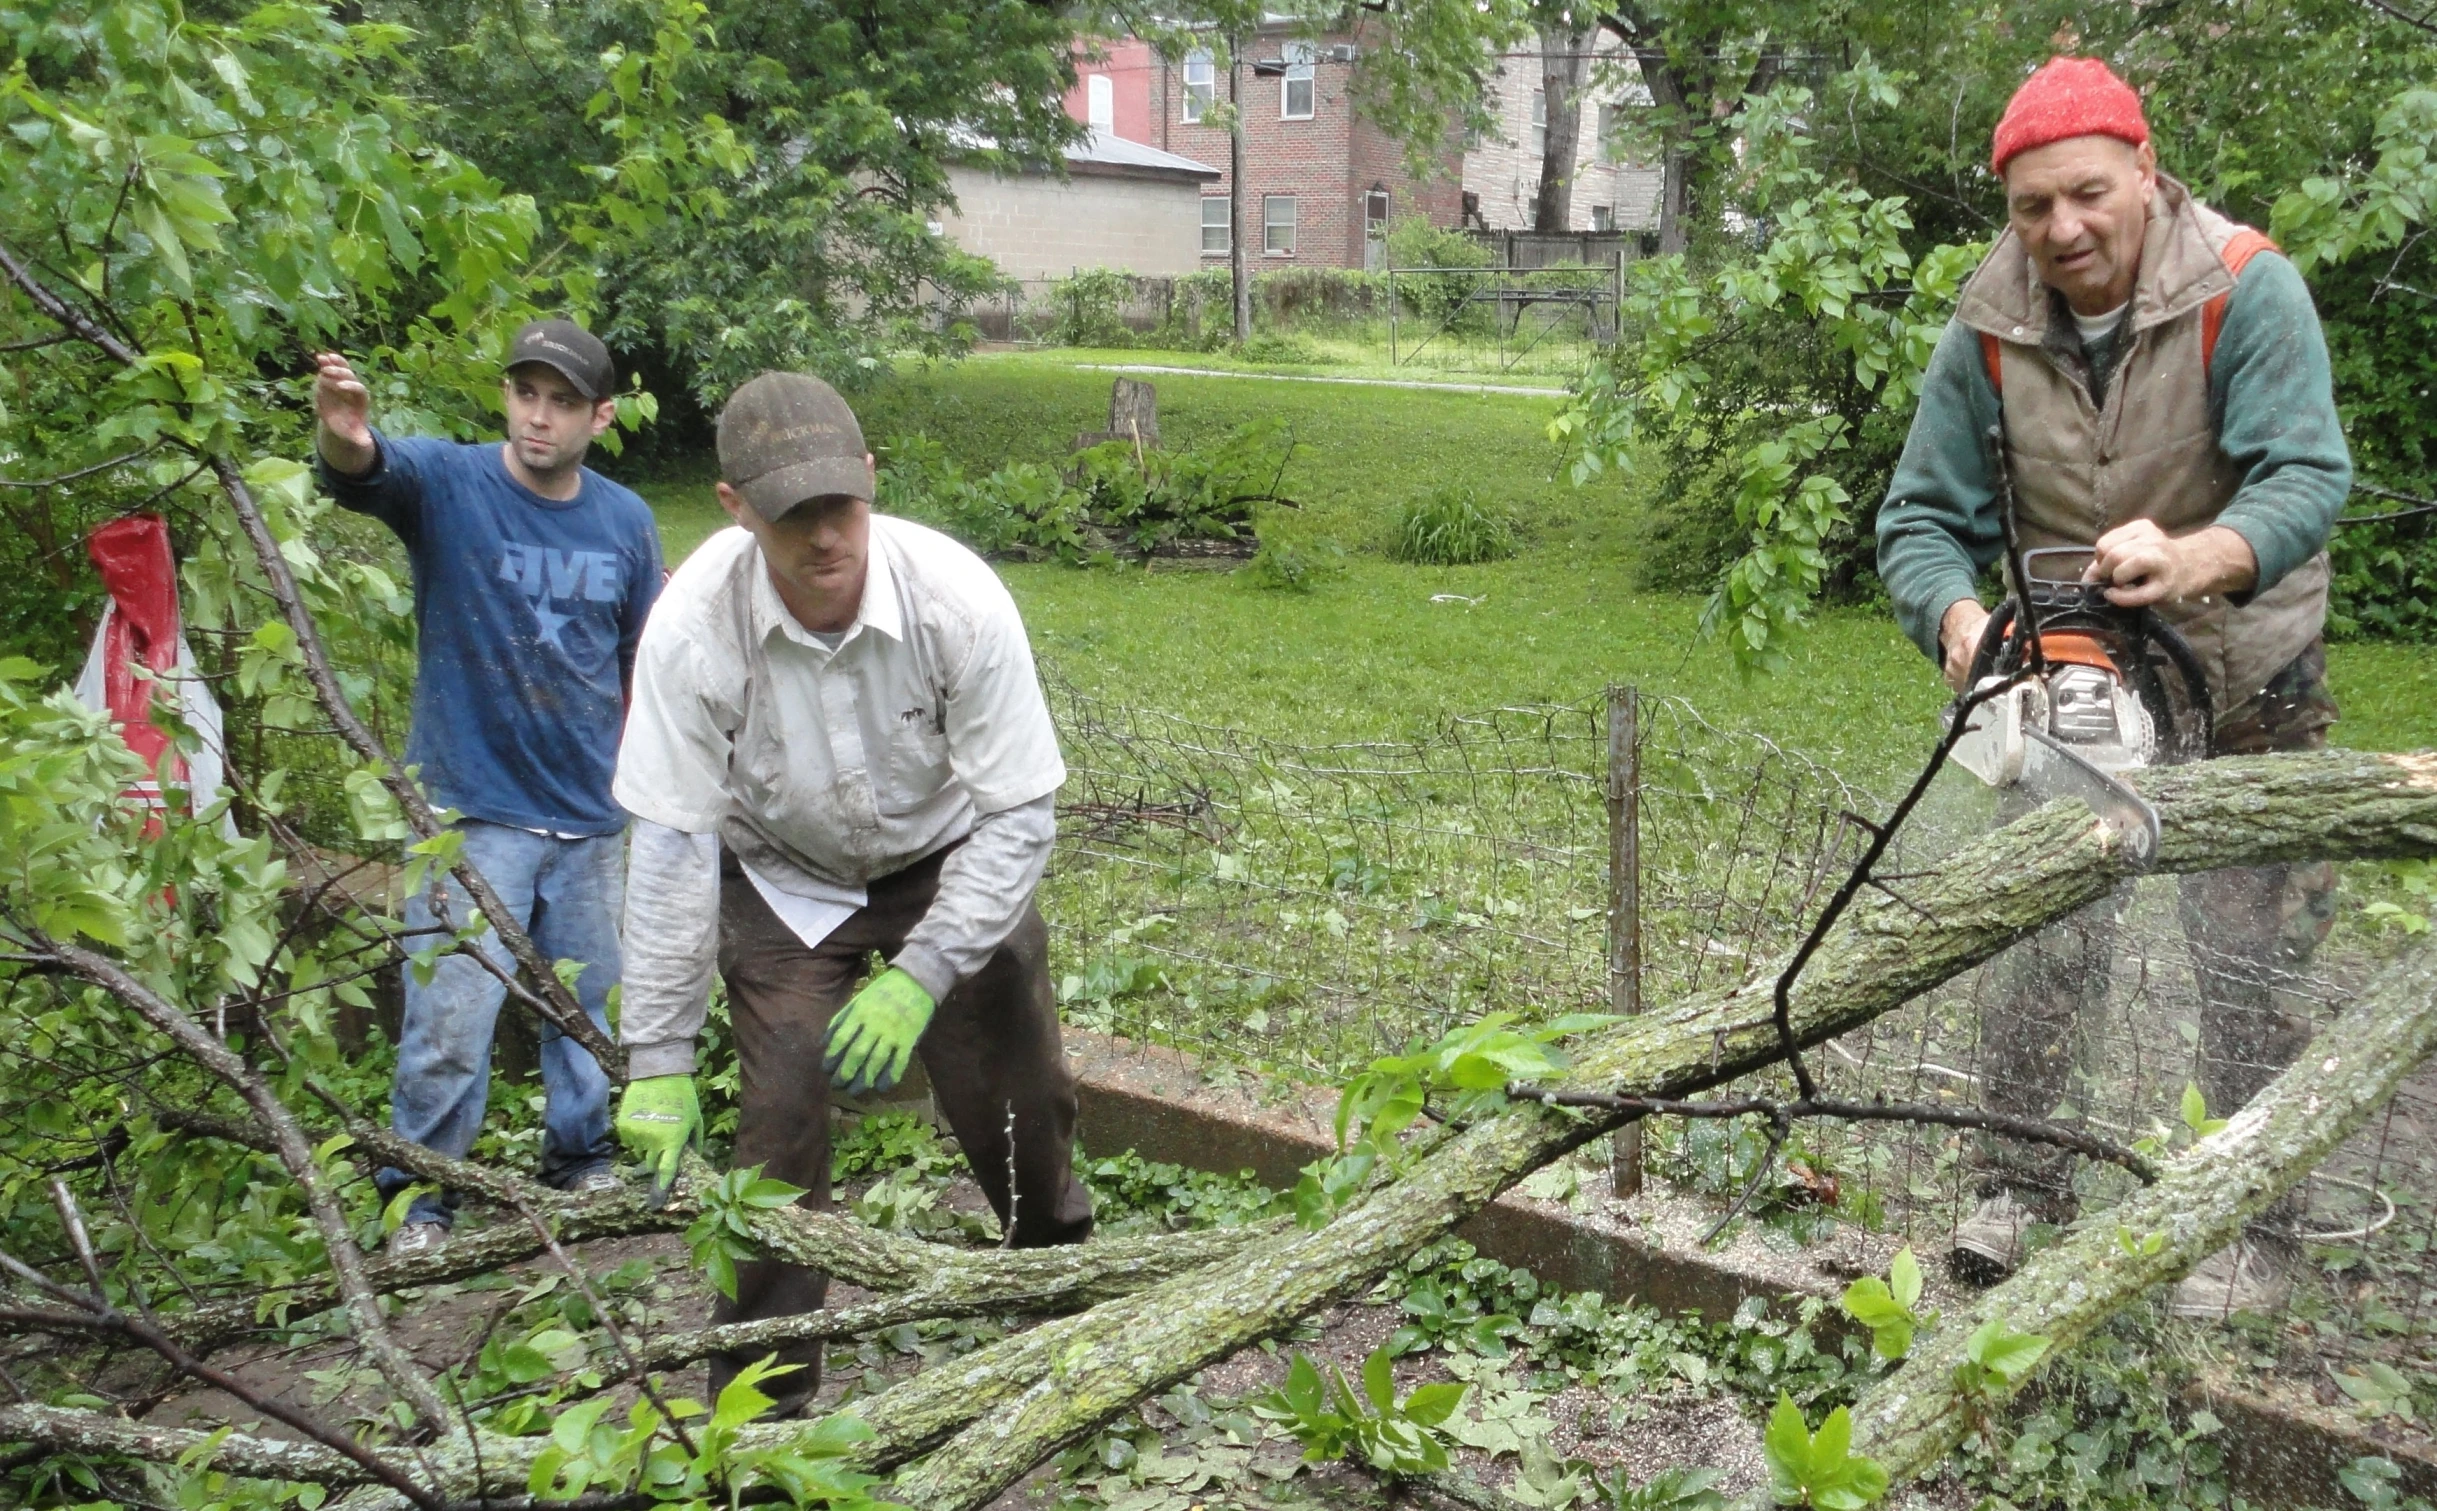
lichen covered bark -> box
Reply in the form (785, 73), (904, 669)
(1846, 937), (2437, 1483)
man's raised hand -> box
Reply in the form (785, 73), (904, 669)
(311, 351), (377, 477)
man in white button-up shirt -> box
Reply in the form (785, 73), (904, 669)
(611, 371), (1093, 1413)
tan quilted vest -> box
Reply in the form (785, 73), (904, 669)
(1952, 174), (2329, 718)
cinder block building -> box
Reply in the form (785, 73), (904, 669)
(939, 129), (1221, 280)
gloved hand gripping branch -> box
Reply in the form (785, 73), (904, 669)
(615, 1074), (703, 1203)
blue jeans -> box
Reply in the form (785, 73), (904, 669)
(378, 821), (622, 1227)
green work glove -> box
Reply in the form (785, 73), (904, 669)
(823, 967), (936, 1095)
(615, 1074), (702, 1196)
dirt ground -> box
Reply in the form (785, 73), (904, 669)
(127, 1169), (1859, 1511)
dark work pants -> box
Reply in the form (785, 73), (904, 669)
(1977, 644), (2340, 1221)
(709, 844), (1095, 1409)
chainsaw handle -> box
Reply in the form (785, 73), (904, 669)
(1964, 599), (2021, 687)
(1961, 594), (2215, 766)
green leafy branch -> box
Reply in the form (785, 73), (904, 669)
(1251, 1344), (1467, 1478)
(685, 1164), (809, 1300)
(1762, 1395), (1889, 1509)
(1837, 1248), (1929, 1363)
(1291, 1013), (1617, 1228)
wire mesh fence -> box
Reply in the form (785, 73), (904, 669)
(1040, 681), (2437, 1422)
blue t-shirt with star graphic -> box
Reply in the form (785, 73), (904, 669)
(322, 433), (662, 836)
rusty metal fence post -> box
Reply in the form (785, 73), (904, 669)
(1607, 684), (1645, 1196)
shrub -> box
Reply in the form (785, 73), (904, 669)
(1045, 267), (1140, 348)
(1240, 533), (1345, 593)
(1384, 216), (1494, 329)
(878, 421), (1295, 564)
(2328, 511), (2437, 642)
(1389, 487), (1515, 566)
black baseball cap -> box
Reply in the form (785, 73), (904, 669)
(505, 318), (615, 401)
(716, 372), (874, 521)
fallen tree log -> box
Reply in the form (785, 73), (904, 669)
(857, 751), (2437, 1509)
(23, 751), (2437, 1507)
(1844, 932), (2437, 1486)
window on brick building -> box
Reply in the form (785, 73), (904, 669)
(1597, 102), (1616, 160)
(1087, 74), (1114, 130)
(1183, 52), (1214, 122)
(1201, 196), (1230, 255)
(1263, 195), (1296, 255)
(1591, 204), (1614, 231)
(1282, 42), (1315, 119)
(1528, 89), (1546, 158)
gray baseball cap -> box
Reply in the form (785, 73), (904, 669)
(506, 318), (615, 400)
(716, 372), (874, 521)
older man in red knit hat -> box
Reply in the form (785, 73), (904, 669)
(1876, 58), (2353, 1315)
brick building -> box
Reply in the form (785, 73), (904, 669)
(1463, 37), (1663, 234)
(1068, 27), (1464, 271)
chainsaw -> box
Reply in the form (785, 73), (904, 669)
(1945, 544), (2212, 866)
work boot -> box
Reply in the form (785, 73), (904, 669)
(568, 1167), (625, 1197)
(2169, 1241), (2291, 1321)
(388, 1221), (448, 1259)
(1949, 1191), (2038, 1283)
(709, 1349), (821, 1420)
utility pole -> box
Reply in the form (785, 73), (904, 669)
(1228, 35), (1250, 346)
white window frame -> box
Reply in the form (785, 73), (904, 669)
(1182, 51), (1214, 123)
(1365, 188), (1390, 232)
(1201, 196), (1231, 255)
(1263, 194), (1296, 256)
(1282, 41), (1315, 120)
(1596, 102), (1616, 160)
(1590, 204), (1614, 231)
(1086, 74), (1114, 130)
(1528, 89), (1546, 159)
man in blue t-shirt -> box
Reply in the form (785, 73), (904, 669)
(313, 319), (663, 1255)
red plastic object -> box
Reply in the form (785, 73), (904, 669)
(86, 514), (187, 806)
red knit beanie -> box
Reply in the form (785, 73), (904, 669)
(1990, 57), (2150, 174)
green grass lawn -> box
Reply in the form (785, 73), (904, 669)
(624, 350), (2436, 782)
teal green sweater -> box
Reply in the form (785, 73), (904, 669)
(1874, 252), (2353, 661)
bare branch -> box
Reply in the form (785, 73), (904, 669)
(23, 927), (453, 1429)
(2357, 0), (2437, 34)
(0, 1402), (401, 1486)
(1512, 1085), (2159, 1182)
(0, 1224), (444, 1507)
(0, 443), (161, 490)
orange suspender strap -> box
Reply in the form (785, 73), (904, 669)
(1978, 225), (2280, 394)
(2201, 226), (2279, 373)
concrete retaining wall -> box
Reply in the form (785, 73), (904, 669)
(1060, 1029), (2437, 1507)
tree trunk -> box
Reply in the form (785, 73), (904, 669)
(1532, 24), (1590, 233)
(1229, 44), (1250, 345)
(1656, 142), (1687, 254)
